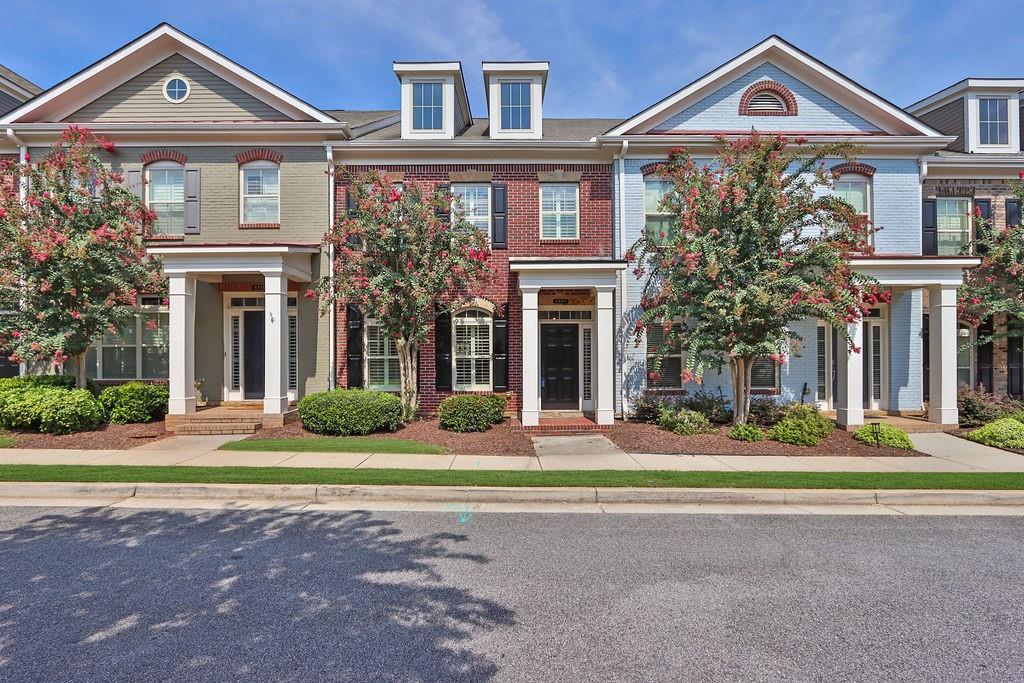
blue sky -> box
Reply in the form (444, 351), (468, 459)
(5, 0), (1023, 118)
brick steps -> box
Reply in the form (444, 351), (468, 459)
(511, 417), (611, 436)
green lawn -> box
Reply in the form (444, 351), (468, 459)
(219, 437), (443, 454)
(0, 465), (1022, 490)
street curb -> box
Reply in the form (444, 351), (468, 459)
(1, 482), (1024, 507)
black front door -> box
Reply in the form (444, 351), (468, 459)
(243, 310), (265, 399)
(542, 324), (578, 408)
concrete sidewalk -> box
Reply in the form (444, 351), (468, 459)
(0, 432), (1021, 473)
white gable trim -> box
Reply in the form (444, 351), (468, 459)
(605, 35), (940, 138)
(1, 23), (336, 125)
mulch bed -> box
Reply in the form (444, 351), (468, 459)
(7, 421), (171, 450)
(607, 421), (926, 457)
(248, 418), (536, 456)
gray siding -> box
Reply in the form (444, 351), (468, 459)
(64, 54), (293, 122)
(918, 98), (965, 152)
(0, 90), (22, 116)
(195, 281), (225, 402)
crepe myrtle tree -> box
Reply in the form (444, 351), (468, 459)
(959, 173), (1024, 343)
(314, 171), (493, 421)
(630, 132), (886, 424)
(0, 126), (164, 387)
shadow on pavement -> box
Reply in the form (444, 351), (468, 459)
(0, 506), (515, 681)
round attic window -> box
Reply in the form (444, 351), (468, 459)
(163, 77), (190, 104)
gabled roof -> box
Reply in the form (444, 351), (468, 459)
(0, 65), (42, 101)
(907, 78), (1024, 115)
(604, 35), (941, 138)
(1, 22), (337, 125)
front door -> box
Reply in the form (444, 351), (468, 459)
(542, 324), (578, 408)
(243, 310), (265, 399)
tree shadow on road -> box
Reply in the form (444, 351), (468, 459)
(0, 506), (515, 681)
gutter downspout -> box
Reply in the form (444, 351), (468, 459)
(615, 140), (629, 420)
(326, 144), (336, 390)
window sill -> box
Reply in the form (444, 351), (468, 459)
(750, 388), (781, 396)
(539, 237), (581, 243)
(144, 234), (185, 242)
(239, 222), (281, 230)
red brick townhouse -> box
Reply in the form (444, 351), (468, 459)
(332, 62), (624, 425)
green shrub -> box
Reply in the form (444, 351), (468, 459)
(680, 391), (733, 424)
(657, 407), (715, 436)
(782, 404), (835, 439)
(957, 386), (1022, 428)
(748, 398), (788, 427)
(769, 417), (824, 446)
(37, 389), (105, 434)
(728, 423), (764, 442)
(966, 418), (1024, 450)
(1005, 409), (1024, 425)
(298, 389), (402, 436)
(0, 387), (65, 430)
(631, 394), (682, 423)
(99, 382), (169, 424)
(438, 394), (506, 432)
(852, 423), (914, 450)
(0, 375), (76, 394)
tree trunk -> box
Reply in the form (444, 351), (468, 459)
(396, 339), (419, 422)
(73, 351), (88, 389)
(730, 356), (754, 425)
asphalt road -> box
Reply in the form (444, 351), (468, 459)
(0, 506), (1022, 682)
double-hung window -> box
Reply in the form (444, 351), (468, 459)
(833, 174), (871, 243)
(412, 81), (443, 131)
(366, 320), (400, 392)
(85, 297), (169, 380)
(500, 81), (531, 130)
(750, 357), (780, 391)
(453, 310), (492, 391)
(644, 179), (674, 243)
(646, 323), (682, 389)
(957, 323), (974, 387)
(978, 98), (1009, 146)
(936, 198), (971, 255)
(147, 163), (185, 235)
(540, 184), (579, 239)
(451, 184), (490, 235)
(241, 162), (280, 224)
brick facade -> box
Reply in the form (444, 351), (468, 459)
(334, 163), (613, 413)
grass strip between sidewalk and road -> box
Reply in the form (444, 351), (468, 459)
(0, 465), (1022, 489)
(218, 437), (444, 454)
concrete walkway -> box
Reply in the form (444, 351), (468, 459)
(0, 432), (1021, 472)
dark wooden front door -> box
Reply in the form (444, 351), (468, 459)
(542, 324), (578, 408)
(243, 310), (265, 399)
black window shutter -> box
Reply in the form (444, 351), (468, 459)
(126, 169), (143, 199)
(492, 317), (509, 392)
(1009, 319), (1023, 398)
(978, 317), (994, 393)
(345, 186), (358, 217)
(1006, 198), (1021, 228)
(346, 305), (364, 388)
(491, 183), (508, 249)
(975, 199), (991, 256)
(434, 309), (452, 391)
(183, 167), (200, 234)
(436, 183), (451, 223)
(922, 199), (937, 255)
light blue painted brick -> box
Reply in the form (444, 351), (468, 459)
(888, 289), (924, 411)
(659, 63), (880, 134)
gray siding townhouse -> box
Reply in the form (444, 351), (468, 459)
(908, 80), (1024, 399)
(0, 64), (41, 116)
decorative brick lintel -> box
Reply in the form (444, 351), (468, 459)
(235, 148), (283, 165)
(738, 80), (798, 117)
(140, 149), (187, 166)
(831, 162), (876, 178)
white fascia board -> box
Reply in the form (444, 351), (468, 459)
(147, 244), (320, 256)
(0, 75), (35, 102)
(393, 62), (462, 75)
(509, 260), (628, 271)
(482, 62), (550, 96)
(605, 36), (940, 138)
(597, 134), (957, 155)
(851, 257), (981, 287)
(909, 78), (1024, 115)
(2, 24), (335, 125)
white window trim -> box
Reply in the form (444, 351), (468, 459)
(239, 160), (281, 225)
(815, 322), (832, 409)
(364, 317), (401, 393)
(966, 91), (1021, 153)
(453, 309), (493, 392)
(957, 321), (975, 388)
(401, 77), (453, 139)
(935, 196), (973, 256)
(221, 293), (299, 402)
(89, 300), (169, 381)
(644, 176), (674, 243)
(864, 318), (889, 411)
(498, 79), (534, 132)
(145, 161), (186, 236)
(451, 183), (491, 238)
(487, 74), (543, 139)
(539, 183), (580, 240)
(834, 173), (873, 245)
(162, 76), (190, 104)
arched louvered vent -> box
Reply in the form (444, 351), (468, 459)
(747, 92), (786, 113)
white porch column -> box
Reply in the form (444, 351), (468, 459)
(594, 285), (616, 425)
(168, 273), (196, 415)
(836, 321), (864, 428)
(928, 285), (959, 425)
(520, 286), (540, 427)
(263, 273), (290, 415)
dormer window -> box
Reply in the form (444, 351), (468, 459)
(412, 81), (443, 131)
(500, 81), (532, 130)
(978, 98), (1009, 145)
